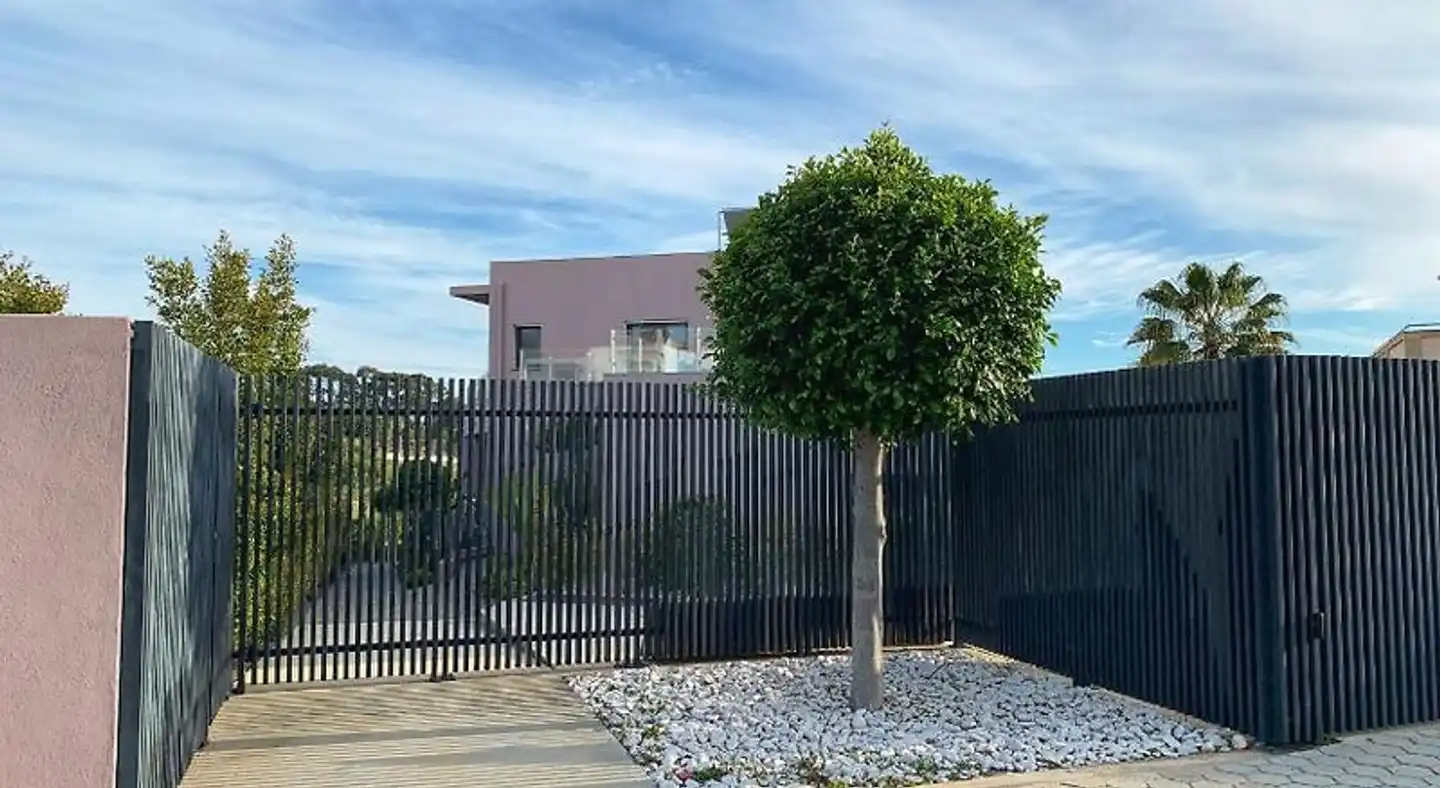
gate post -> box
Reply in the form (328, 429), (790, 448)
(233, 375), (251, 696)
(1245, 356), (1289, 745)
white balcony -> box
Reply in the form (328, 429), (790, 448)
(517, 327), (713, 381)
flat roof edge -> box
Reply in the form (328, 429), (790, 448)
(449, 284), (490, 305)
(489, 250), (714, 266)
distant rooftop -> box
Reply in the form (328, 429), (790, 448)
(449, 283), (491, 305)
(449, 250), (715, 305)
(487, 250), (712, 266)
(1373, 322), (1440, 358)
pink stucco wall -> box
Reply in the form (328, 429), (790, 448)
(485, 251), (713, 378)
(0, 316), (133, 788)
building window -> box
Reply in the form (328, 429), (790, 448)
(514, 325), (542, 369)
(625, 320), (689, 350)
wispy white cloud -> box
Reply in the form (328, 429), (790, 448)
(1090, 331), (1129, 350)
(684, 0), (1440, 310)
(1298, 327), (1388, 355)
(2, 0), (1438, 376)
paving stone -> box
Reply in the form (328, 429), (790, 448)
(1346, 751), (1397, 768)
(1405, 739), (1440, 758)
(1222, 772), (1294, 786)
(955, 720), (1440, 787)
(1390, 762), (1440, 779)
(1327, 776), (1385, 788)
(1353, 740), (1409, 758)
(1288, 754), (1355, 773)
(1204, 761), (1268, 778)
(1380, 777), (1434, 788)
(1118, 778), (1191, 788)
(1284, 772), (1337, 787)
(1339, 762), (1399, 780)
(1396, 749), (1440, 767)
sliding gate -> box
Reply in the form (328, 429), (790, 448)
(231, 373), (947, 688)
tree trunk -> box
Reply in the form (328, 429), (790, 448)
(850, 429), (887, 710)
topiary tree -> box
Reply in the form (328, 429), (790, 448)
(698, 127), (1062, 710)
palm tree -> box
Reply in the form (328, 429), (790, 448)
(1127, 261), (1295, 366)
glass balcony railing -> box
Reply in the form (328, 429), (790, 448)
(608, 326), (712, 375)
(515, 327), (714, 381)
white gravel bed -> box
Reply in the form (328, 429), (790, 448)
(568, 650), (1248, 787)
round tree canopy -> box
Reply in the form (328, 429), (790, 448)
(698, 127), (1061, 444)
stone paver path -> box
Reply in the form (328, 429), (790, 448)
(181, 672), (650, 788)
(949, 722), (1440, 787)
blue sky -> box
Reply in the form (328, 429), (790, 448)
(3, 1), (1439, 377)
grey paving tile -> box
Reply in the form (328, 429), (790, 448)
(1339, 762), (1400, 780)
(1396, 750), (1440, 767)
(1381, 777), (1435, 788)
(1330, 776), (1386, 788)
(1346, 751), (1398, 768)
(1224, 773), (1294, 786)
(1391, 762), (1440, 779)
(1284, 773), (1337, 786)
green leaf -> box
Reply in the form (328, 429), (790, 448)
(1127, 260), (1295, 365)
(0, 250), (69, 314)
(696, 125), (1062, 444)
(144, 230), (315, 375)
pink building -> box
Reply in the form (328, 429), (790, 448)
(451, 251), (716, 381)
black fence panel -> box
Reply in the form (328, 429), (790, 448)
(102, 345), (1440, 756)
(948, 360), (1277, 740)
(886, 432), (957, 646)
(232, 376), (952, 686)
(1269, 355), (1440, 743)
(115, 322), (239, 788)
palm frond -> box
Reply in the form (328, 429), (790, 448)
(1129, 259), (1292, 365)
(1136, 279), (1188, 316)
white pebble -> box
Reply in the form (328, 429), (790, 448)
(567, 650), (1240, 787)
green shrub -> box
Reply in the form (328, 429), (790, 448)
(643, 496), (802, 599)
(234, 467), (342, 652)
(233, 425), (360, 654)
(372, 458), (459, 589)
(481, 472), (597, 599)
(373, 458), (458, 513)
(644, 497), (734, 597)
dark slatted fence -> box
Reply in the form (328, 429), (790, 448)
(949, 360), (1275, 738)
(90, 330), (1440, 788)
(231, 376), (954, 688)
(948, 355), (1440, 745)
(197, 355), (1440, 747)
(1269, 356), (1440, 743)
(115, 322), (238, 788)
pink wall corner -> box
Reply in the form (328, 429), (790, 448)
(0, 316), (134, 788)
(487, 252), (713, 378)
